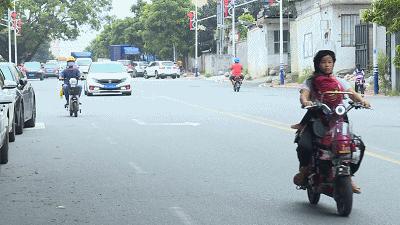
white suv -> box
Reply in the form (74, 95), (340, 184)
(144, 61), (180, 79)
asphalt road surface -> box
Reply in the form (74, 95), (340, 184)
(0, 77), (399, 225)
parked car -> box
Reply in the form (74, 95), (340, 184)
(24, 61), (44, 80)
(0, 71), (15, 165)
(132, 61), (148, 77)
(43, 62), (59, 78)
(144, 61), (180, 79)
(84, 62), (132, 96)
(76, 58), (93, 79)
(0, 63), (36, 139)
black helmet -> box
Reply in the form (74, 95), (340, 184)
(313, 50), (336, 74)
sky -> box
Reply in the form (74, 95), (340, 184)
(51, 0), (137, 57)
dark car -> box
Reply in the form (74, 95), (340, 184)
(43, 62), (59, 78)
(0, 63), (36, 138)
(24, 61), (44, 80)
(0, 70), (15, 164)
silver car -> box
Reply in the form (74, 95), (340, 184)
(0, 71), (14, 164)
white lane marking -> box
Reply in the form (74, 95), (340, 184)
(131, 118), (146, 125)
(91, 122), (99, 129)
(170, 207), (196, 225)
(106, 137), (117, 145)
(25, 122), (45, 130)
(132, 119), (200, 127)
(128, 162), (147, 174)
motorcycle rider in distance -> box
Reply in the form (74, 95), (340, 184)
(60, 57), (82, 108)
(230, 58), (244, 86)
(353, 64), (365, 93)
(292, 50), (370, 194)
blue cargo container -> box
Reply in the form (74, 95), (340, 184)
(71, 52), (92, 58)
(109, 45), (140, 61)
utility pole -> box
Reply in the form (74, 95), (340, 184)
(194, 0), (199, 77)
(231, 0), (236, 57)
(279, 0), (285, 85)
(13, 0), (18, 64)
(8, 9), (12, 63)
(373, 23), (379, 94)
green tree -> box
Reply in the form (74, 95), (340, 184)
(0, 0), (112, 62)
(198, 0), (218, 54)
(0, 0), (12, 19)
(140, 0), (194, 60)
(86, 1), (147, 60)
(238, 13), (255, 40)
(362, 0), (400, 68)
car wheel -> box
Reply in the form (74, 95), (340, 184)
(84, 90), (88, 95)
(172, 75), (176, 79)
(9, 114), (16, 142)
(0, 132), (9, 164)
(40, 75), (44, 81)
(25, 98), (36, 128)
(15, 105), (24, 135)
(155, 71), (159, 79)
(144, 72), (149, 79)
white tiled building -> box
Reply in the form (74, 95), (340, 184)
(290, 0), (386, 74)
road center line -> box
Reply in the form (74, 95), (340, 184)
(170, 207), (196, 225)
(128, 162), (147, 174)
(159, 95), (400, 166)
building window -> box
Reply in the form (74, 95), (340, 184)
(304, 33), (313, 58)
(274, 30), (289, 54)
(341, 14), (360, 47)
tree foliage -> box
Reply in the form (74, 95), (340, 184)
(0, 0), (12, 19)
(238, 13), (255, 41)
(363, 0), (400, 68)
(0, 0), (112, 62)
(140, 0), (194, 60)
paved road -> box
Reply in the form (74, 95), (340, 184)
(0, 78), (399, 225)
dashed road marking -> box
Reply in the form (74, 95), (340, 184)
(128, 162), (147, 174)
(170, 207), (196, 225)
(132, 118), (200, 127)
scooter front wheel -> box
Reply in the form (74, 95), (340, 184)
(335, 176), (353, 217)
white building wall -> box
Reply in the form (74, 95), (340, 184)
(265, 22), (289, 68)
(247, 27), (269, 77)
(293, 0), (378, 75)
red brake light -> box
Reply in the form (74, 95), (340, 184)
(89, 86), (94, 90)
(125, 85), (131, 89)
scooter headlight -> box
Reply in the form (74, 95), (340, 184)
(335, 105), (346, 116)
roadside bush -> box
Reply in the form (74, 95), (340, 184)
(204, 73), (212, 78)
(297, 67), (313, 83)
(377, 51), (391, 95)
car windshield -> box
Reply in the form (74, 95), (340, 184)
(118, 60), (131, 66)
(162, 62), (174, 66)
(24, 62), (41, 70)
(76, 58), (92, 66)
(90, 63), (125, 73)
(0, 65), (14, 80)
(44, 63), (57, 69)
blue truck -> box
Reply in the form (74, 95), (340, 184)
(71, 51), (92, 59)
(109, 45), (140, 61)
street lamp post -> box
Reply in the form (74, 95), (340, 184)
(373, 23), (379, 94)
(13, 0), (18, 64)
(231, 0), (236, 57)
(279, 0), (285, 85)
(8, 9), (12, 63)
(194, 0), (199, 77)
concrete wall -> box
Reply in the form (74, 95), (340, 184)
(247, 27), (268, 77)
(201, 54), (232, 76)
(236, 41), (248, 69)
